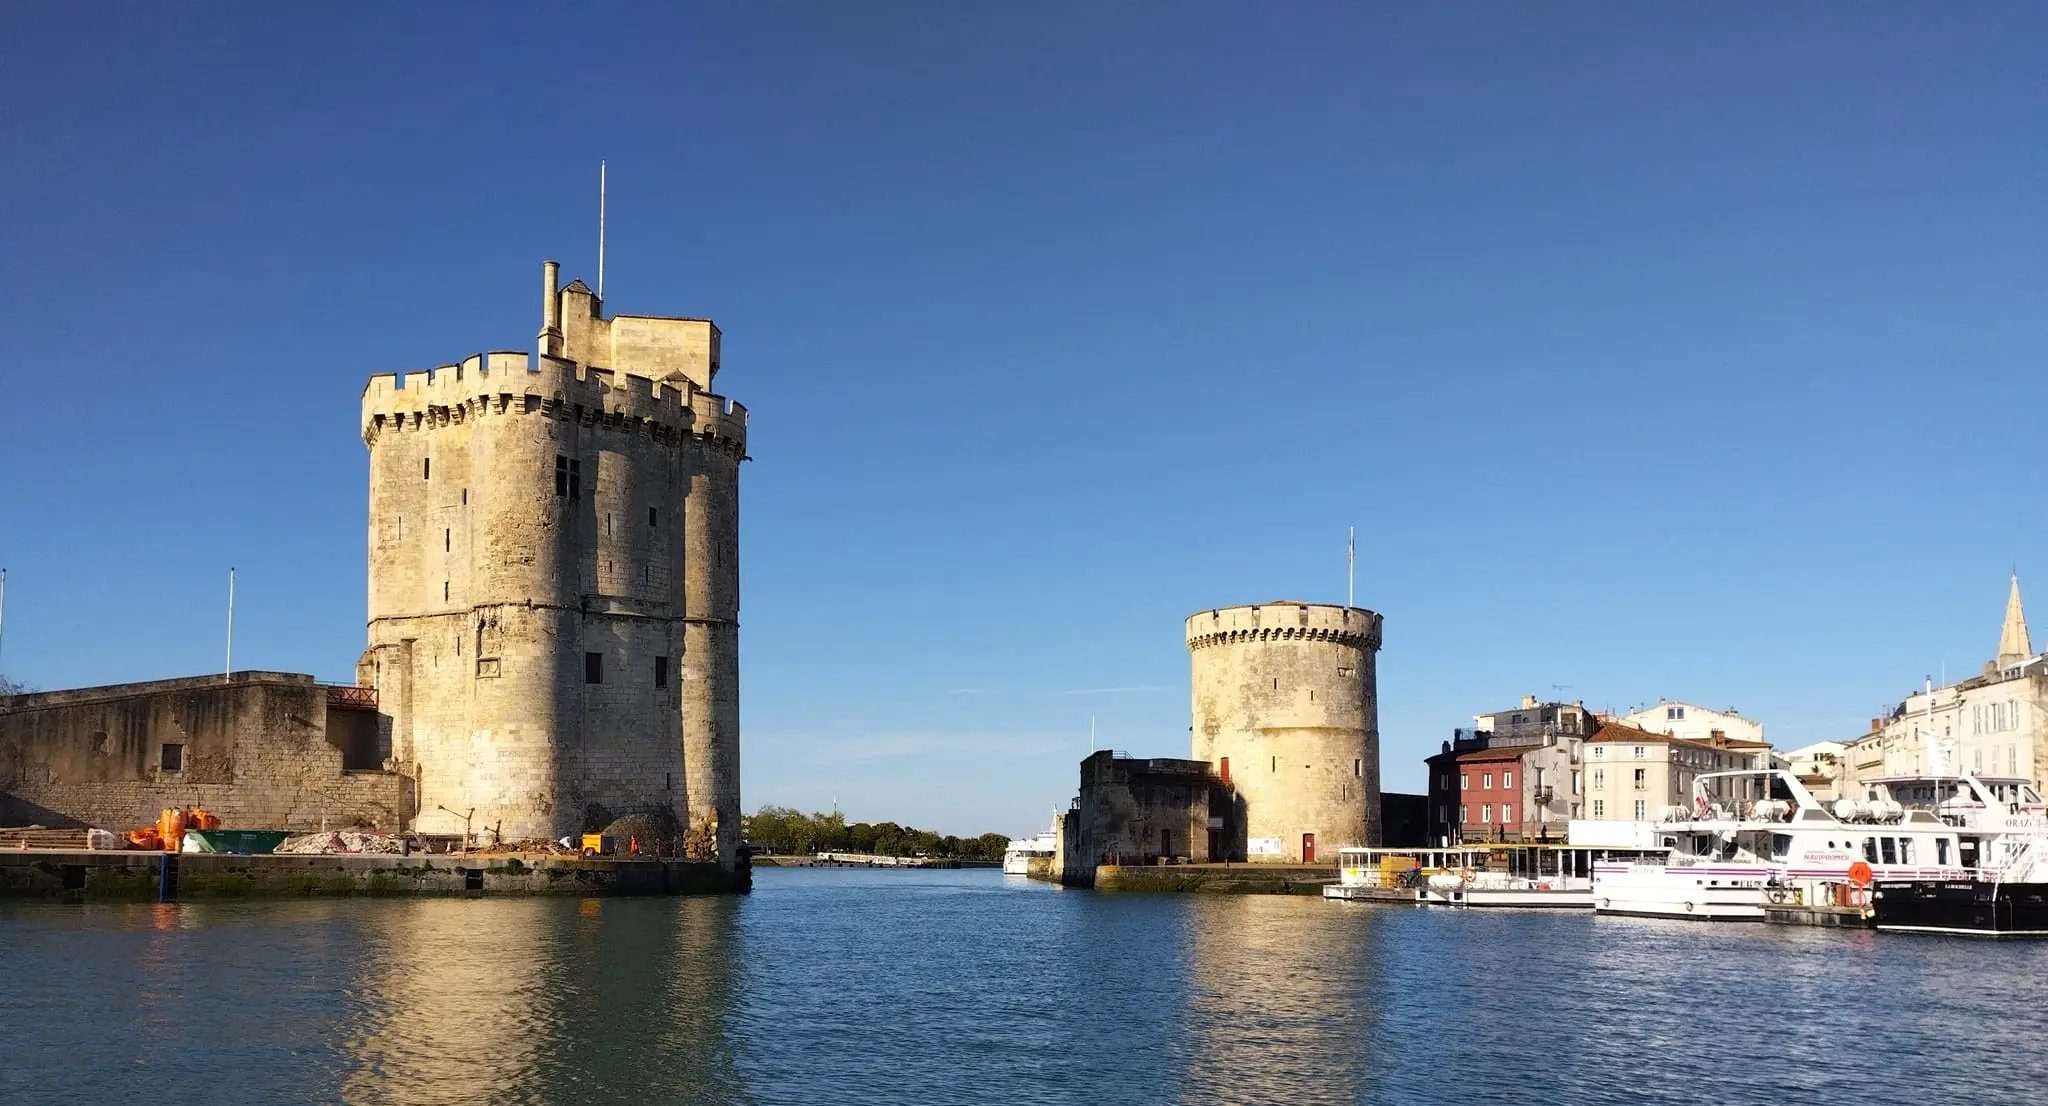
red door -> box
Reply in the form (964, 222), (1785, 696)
(1219, 756), (1230, 783)
(1302, 833), (1316, 864)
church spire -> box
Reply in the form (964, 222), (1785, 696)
(1997, 572), (2032, 669)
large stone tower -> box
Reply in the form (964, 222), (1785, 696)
(1186, 601), (1382, 862)
(358, 261), (746, 864)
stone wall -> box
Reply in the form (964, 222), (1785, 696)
(0, 672), (407, 832)
(1062, 752), (1237, 886)
(1187, 601), (1383, 861)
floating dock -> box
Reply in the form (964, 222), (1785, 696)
(1763, 903), (1871, 928)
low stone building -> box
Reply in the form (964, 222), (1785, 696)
(1059, 752), (1240, 887)
(0, 672), (408, 833)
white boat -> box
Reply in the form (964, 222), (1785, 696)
(1583, 767), (2044, 922)
(1323, 845), (1652, 907)
(1002, 828), (1058, 876)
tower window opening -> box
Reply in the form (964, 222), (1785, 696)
(423, 458), (430, 480)
(584, 652), (603, 684)
(649, 507), (658, 527)
(1354, 759), (1361, 778)
(443, 581), (449, 601)
(555, 456), (582, 501)
(1271, 756), (1277, 773)
(160, 743), (183, 771)
(461, 488), (467, 505)
(445, 529), (450, 552)
(655, 656), (669, 689)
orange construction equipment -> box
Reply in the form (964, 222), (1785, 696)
(158, 808), (188, 853)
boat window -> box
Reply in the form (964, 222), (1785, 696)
(1862, 839), (1878, 863)
(1879, 838), (1897, 865)
(1771, 834), (1792, 860)
(1936, 839), (1950, 865)
(1897, 838), (1914, 865)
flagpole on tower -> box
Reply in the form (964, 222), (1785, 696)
(1347, 527), (1355, 609)
(597, 160), (606, 301)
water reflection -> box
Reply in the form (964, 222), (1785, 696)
(1178, 896), (1379, 1104)
(7, 876), (2048, 1105)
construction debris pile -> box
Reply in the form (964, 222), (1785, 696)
(274, 830), (409, 856)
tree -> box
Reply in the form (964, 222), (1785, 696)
(0, 675), (30, 695)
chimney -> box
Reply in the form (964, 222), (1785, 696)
(540, 260), (562, 351)
(1521, 694), (1538, 709)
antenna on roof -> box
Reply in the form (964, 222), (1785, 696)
(596, 160), (607, 301)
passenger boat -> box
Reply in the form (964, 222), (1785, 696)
(1865, 774), (2048, 936)
(1324, 844), (1658, 908)
(1001, 827), (1058, 876)
(1586, 768), (1993, 922)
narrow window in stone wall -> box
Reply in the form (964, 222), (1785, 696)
(649, 507), (658, 527)
(1271, 756), (1277, 773)
(160, 743), (183, 771)
(655, 656), (668, 689)
(423, 457), (430, 480)
(584, 652), (603, 684)
(443, 581), (449, 601)
(1354, 758), (1361, 778)
(445, 529), (450, 552)
(556, 455), (581, 500)
(461, 488), (467, 505)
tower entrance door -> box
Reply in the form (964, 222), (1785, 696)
(1301, 833), (1316, 864)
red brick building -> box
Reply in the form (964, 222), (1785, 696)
(1455, 747), (1523, 843)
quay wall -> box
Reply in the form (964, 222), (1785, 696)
(0, 850), (745, 900)
(0, 673), (408, 833)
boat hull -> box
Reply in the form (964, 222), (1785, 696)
(1871, 880), (2048, 937)
(1593, 865), (1766, 921)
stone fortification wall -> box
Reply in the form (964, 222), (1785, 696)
(1187, 601), (1382, 861)
(359, 265), (746, 852)
(1064, 752), (1230, 884)
(0, 673), (406, 832)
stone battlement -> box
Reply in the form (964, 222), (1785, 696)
(362, 351), (746, 454)
(1185, 601), (1382, 651)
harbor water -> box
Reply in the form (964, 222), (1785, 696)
(4, 866), (2046, 1105)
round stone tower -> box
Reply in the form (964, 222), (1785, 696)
(1185, 601), (1382, 863)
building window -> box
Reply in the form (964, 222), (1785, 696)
(649, 507), (659, 527)
(1592, 746), (1605, 758)
(1460, 805), (1469, 824)
(1633, 799), (1647, 820)
(1633, 768), (1646, 790)
(160, 743), (183, 771)
(1481, 804), (1492, 824)
(1592, 769), (1605, 789)
(1571, 770), (1582, 794)
(1461, 774), (1469, 790)
(1592, 799), (1605, 818)
(1667, 706), (1685, 720)
(655, 656), (669, 689)
(423, 457), (430, 480)
(1482, 772), (1492, 788)
(1633, 745), (1646, 759)
(1503, 769), (1513, 789)
(584, 652), (603, 684)
(1502, 803), (1513, 823)
(1337, 666), (1353, 678)
(555, 455), (582, 501)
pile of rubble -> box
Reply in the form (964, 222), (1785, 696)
(274, 830), (409, 856)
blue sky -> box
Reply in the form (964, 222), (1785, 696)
(2, 6), (2043, 836)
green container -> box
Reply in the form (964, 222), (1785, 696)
(183, 829), (290, 855)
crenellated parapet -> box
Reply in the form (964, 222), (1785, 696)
(362, 350), (747, 456)
(1185, 601), (1383, 652)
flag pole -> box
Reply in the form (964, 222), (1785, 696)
(225, 567), (235, 680)
(1347, 527), (1355, 609)
(597, 160), (606, 301)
